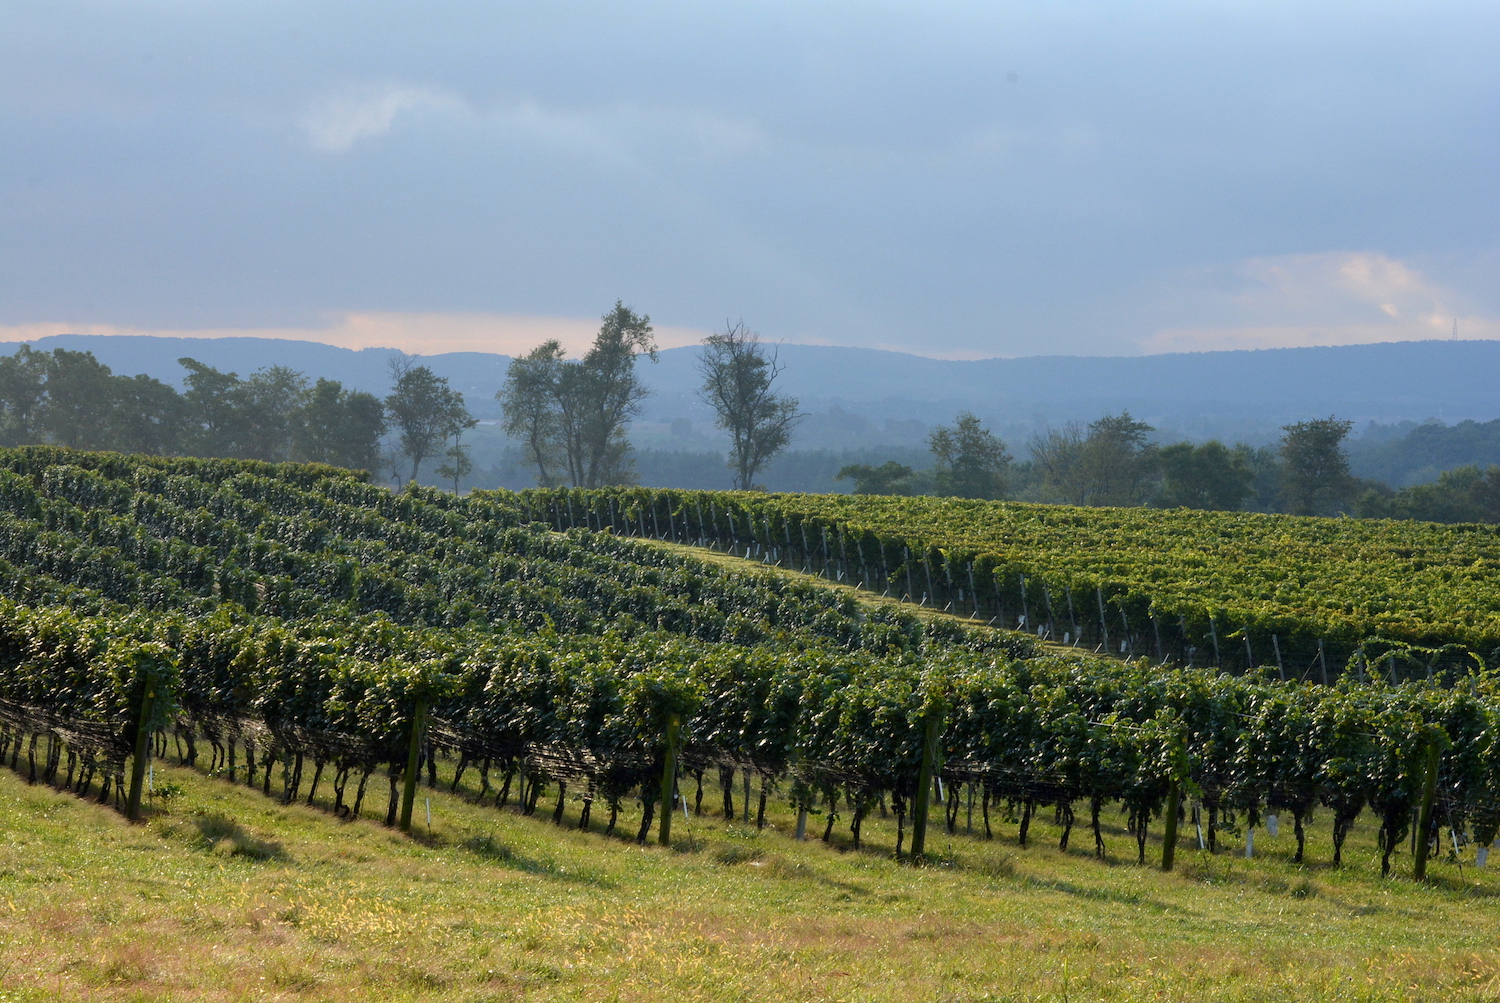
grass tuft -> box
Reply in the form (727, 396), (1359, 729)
(713, 842), (765, 865)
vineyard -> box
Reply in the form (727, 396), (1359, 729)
(525, 488), (1500, 679)
(0, 449), (1497, 889)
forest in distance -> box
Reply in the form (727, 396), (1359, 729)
(1, 326), (1498, 526)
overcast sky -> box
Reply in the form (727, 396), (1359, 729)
(3, 1), (1497, 359)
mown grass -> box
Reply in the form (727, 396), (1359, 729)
(0, 750), (1496, 1002)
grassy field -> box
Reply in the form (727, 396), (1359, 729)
(0, 749), (1496, 1003)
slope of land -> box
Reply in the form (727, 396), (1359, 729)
(1, 747), (1495, 1002)
(1, 451), (1498, 1000)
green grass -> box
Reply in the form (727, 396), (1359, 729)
(0, 754), (1496, 1002)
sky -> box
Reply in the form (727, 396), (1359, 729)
(3, 1), (1498, 360)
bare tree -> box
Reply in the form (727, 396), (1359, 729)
(697, 322), (801, 490)
(435, 432), (473, 493)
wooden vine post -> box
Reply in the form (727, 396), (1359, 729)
(1412, 726), (1447, 881)
(1160, 729), (1186, 872)
(658, 713), (682, 846)
(399, 701), (428, 833)
(125, 666), (159, 822)
(909, 710), (944, 863)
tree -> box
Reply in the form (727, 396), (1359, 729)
(836, 461), (915, 496)
(1029, 412), (1158, 506)
(1078, 412), (1158, 506)
(435, 434), (473, 493)
(1154, 440), (1254, 510)
(554, 302), (657, 487)
(497, 340), (565, 486)
(1280, 416), (1355, 515)
(109, 373), (185, 455)
(41, 349), (118, 449)
(236, 365), (311, 462)
(178, 358), (244, 457)
(0, 346), (49, 446)
(1236, 443), (1284, 513)
(927, 411), (1009, 499)
(378, 441), (405, 488)
(294, 378), (387, 471)
(1027, 423), (1088, 504)
(1354, 464), (1500, 524)
(697, 323), (801, 490)
(384, 357), (475, 485)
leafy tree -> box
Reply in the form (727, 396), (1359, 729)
(109, 373), (185, 455)
(1080, 412), (1158, 506)
(697, 323), (801, 490)
(1030, 412), (1157, 506)
(1354, 464), (1500, 524)
(1154, 440), (1254, 510)
(294, 378), (387, 471)
(927, 411), (1009, 499)
(385, 357), (475, 484)
(1235, 443), (1284, 513)
(41, 349), (117, 449)
(178, 357), (244, 457)
(497, 340), (565, 486)
(553, 302), (657, 487)
(1280, 416), (1355, 515)
(836, 461), (915, 495)
(0, 346), (49, 446)
(236, 365), (311, 462)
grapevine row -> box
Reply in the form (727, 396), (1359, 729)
(0, 449), (1493, 879)
(518, 487), (1500, 681)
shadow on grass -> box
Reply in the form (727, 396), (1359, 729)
(184, 811), (286, 861)
(458, 831), (616, 888)
(1418, 870), (1500, 898)
(1022, 875), (1185, 913)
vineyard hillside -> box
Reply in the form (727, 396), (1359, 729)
(0, 449), (1497, 1000)
(532, 487), (1500, 676)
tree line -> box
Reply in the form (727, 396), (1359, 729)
(0, 344), (479, 487)
(0, 301), (801, 500)
(836, 410), (1500, 521)
(7, 318), (1494, 523)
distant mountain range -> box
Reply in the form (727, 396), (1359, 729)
(3, 334), (1496, 445)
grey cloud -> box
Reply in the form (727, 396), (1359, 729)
(1, 1), (1497, 355)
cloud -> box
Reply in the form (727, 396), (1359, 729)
(1140, 252), (1500, 352)
(300, 84), (464, 152)
(0, 313), (711, 359)
(296, 82), (771, 177)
